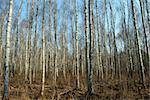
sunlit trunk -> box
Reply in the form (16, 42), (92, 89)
(41, 0), (45, 96)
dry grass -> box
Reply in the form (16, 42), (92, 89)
(0, 71), (150, 100)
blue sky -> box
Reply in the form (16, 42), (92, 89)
(0, 0), (146, 52)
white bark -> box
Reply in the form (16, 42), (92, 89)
(41, 0), (45, 96)
(75, 0), (80, 88)
(25, 0), (30, 81)
(131, 0), (145, 84)
(3, 0), (13, 99)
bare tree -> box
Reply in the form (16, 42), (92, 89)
(3, 0), (13, 99)
(130, 0), (145, 85)
(139, 0), (149, 70)
(54, 0), (58, 85)
(145, 0), (150, 30)
(109, 2), (118, 79)
(96, 0), (103, 80)
(0, 12), (7, 78)
(41, 0), (46, 96)
(25, 0), (30, 81)
(75, 0), (80, 89)
(33, 0), (39, 82)
(88, 0), (93, 94)
(11, 0), (24, 77)
(84, 0), (89, 89)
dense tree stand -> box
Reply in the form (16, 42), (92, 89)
(0, 0), (150, 99)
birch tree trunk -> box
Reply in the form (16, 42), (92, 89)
(139, 0), (149, 70)
(88, 0), (93, 94)
(103, 0), (108, 79)
(70, 16), (75, 76)
(74, 0), (80, 89)
(41, 0), (45, 96)
(12, 21), (18, 77)
(0, 23), (2, 77)
(62, 0), (66, 79)
(25, 0), (30, 81)
(145, 0), (150, 69)
(3, 0), (13, 99)
(33, 0), (39, 82)
(54, 0), (58, 86)
(106, 4), (113, 79)
(84, 0), (89, 91)
(19, 32), (25, 75)
(48, 0), (52, 78)
(12, 0), (23, 77)
(145, 0), (150, 29)
(96, 0), (103, 80)
(0, 14), (7, 78)
(110, 2), (118, 79)
(28, 0), (34, 84)
(131, 0), (145, 85)
(122, 1), (133, 78)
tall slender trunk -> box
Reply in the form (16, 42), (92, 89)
(54, 0), (58, 86)
(33, 0), (39, 82)
(145, 0), (150, 69)
(70, 16), (75, 76)
(84, 0), (89, 88)
(0, 14), (7, 77)
(28, 0), (34, 84)
(110, 2), (118, 79)
(12, 20), (18, 77)
(41, 0), (45, 96)
(25, 0), (30, 81)
(3, 0), (13, 99)
(48, 0), (52, 78)
(103, 0), (108, 79)
(139, 0), (149, 70)
(88, 0), (93, 94)
(19, 32), (24, 75)
(131, 0), (145, 85)
(96, 0), (103, 80)
(0, 23), (2, 77)
(106, 5), (112, 78)
(145, 0), (150, 30)
(62, 0), (66, 79)
(0, 21), (2, 78)
(12, 0), (23, 77)
(123, 1), (133, 78)
(75, 0), (80, 88)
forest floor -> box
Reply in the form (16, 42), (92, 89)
(0, 73), (150, 100)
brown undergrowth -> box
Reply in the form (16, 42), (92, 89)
(0, 71), (150, 100)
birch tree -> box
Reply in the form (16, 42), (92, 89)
(28, 0), (34, 84)
(3, 0), (13, 99)
(130, 0), (145, 85)
(75, 0), (80, 89)
(122, 0), (133, 78)
(95, 0), (103, 80)
(48, 0), (52, 77)
(139, 0), (149, 69)
(103, 0), (108, 79)
(41, 0), (45, 96)
(25, 0), (30, 81)
(33, 0), (39, 82)
(145, 0), (150, 29)
(0, 13), (7, 78)
(62, 0), (67, 80)
(84, 0), (89, 89)
(54, 0), (58, 85)
(88, 0), (93, 94)
(109, 2), (119, 79)
(12, 0), (24, 77)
